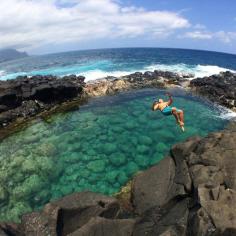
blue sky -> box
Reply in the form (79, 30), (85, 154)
(0, 0), (236, 54)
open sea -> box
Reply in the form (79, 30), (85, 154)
(0, 48), (236, 81)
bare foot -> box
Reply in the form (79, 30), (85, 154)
(179, 121), (185, 132)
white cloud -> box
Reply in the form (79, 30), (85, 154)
(0, 0), (189, 51)
(180, 30), (236, 43)
(215, 31), (236, 43)
(179, 31), (212, 40)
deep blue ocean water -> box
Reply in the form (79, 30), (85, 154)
(0, 48), (236, 81)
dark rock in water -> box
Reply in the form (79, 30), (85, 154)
(190, 71), (236, 111)
(0, 75), (85, 127)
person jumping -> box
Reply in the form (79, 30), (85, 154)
(152, 93), (185, 131)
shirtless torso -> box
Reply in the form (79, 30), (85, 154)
(152, 94), (185, 131)
(152, 101), (169, 111)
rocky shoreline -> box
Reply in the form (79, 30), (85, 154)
(0, 70), (235, 132)
(0, 70), (192, 129)
(0, 70), (236, 133)
(1, 123), (236, 235)
(0, 70), (236, 235)
(0, 75), (85, 128)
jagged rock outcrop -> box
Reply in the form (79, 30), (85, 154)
(0, 75), (85, 127)
(190, 71), (236, 111)
(132, 123), (236, 235)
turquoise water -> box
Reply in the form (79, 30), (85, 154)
(0, 90), (228, 222)
(1, 48), (236, 81)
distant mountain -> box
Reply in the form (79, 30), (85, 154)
(0, 49), (28, 63)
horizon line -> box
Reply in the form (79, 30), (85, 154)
(29, 46), (236, 57)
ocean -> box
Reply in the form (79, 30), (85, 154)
(0, 48), (236, 81)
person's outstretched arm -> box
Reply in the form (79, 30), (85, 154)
(166, 93), (173, 106)
(152, 101), (159, 111)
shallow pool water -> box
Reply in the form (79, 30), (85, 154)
(0, 89), (228, 222)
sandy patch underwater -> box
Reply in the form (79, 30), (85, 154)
(0, 89), (229, 222)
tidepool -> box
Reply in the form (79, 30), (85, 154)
(0, 89), (228, 222)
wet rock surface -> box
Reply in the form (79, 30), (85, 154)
(1, 124), (236, 236)
(0, 75), (85, 127)
(190, 71), (236, 111)
(84, 70), (192, 97)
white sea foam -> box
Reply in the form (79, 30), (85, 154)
(0, 63), (234, 82)
(144, 63), (234, 79)
(215, 105), (236, 120)
(0, 70), (5, 77)
(80, 70), (137, 82)
(79, 63), (234, 82)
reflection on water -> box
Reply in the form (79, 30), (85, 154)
(0, 90), (227, 222)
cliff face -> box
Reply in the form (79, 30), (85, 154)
(1, 123), (236, 236)
(0, 49), (28, 63)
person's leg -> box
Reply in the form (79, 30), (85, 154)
(171, 107), (180, 124)
(177, 109), (184, 128)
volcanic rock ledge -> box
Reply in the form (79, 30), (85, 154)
(190, 71), (236, 111)
(1, 123), (236, 236)
(0, 75), (85, 128)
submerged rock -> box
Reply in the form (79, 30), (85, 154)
(87, 160), (106, 172)
(109, 153), (126, 166)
